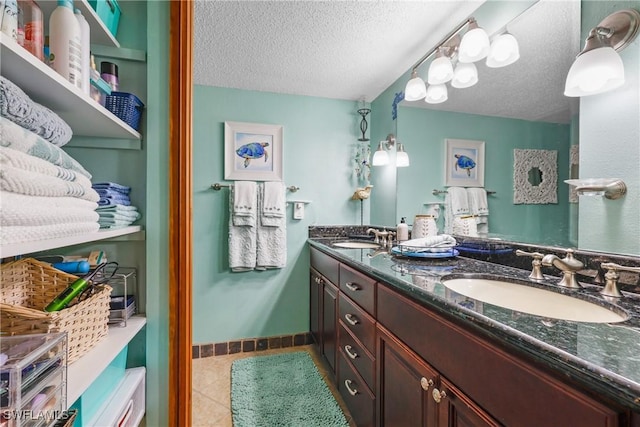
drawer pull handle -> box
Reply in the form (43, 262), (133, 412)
(344, 379), (358, 396)
(420, 377), (434, 391)
(345, 282), (360, 292)
(344, 345), (358, 359)
(432, 388), (447, 404)
(344, 313), (359, 326)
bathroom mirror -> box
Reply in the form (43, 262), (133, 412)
(392, 0), (583, 249)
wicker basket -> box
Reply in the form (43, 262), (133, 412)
(0, 258), (112, 363)
(104, 91), (144, 131)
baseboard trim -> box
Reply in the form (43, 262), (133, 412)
(193, 332), (313, 358)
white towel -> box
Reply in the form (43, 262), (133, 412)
(232, 181), (257, 226)
(1, 164), (99, 202)
(444, 187), (469, 233)
(229, 183), (257, 272)
(0, 191), (98, 211)
(0, 222), (100, 245)
(466, 187), (489, 234)
(0, 147), (92, 188)
(256, 182), (286, 270)
(402, 235), (457, 248)
(262, 181), (285, 218)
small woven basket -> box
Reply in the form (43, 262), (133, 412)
(104, 91), (145, 131)
(0, 258), (112, 363)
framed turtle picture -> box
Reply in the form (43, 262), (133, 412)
(224, 121), (283, 181)
(444, 138), (485, 187)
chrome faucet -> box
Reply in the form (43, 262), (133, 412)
(600, 262), (640, 299)
(541, 249), (584, 289)
(366, 228), (395, 248)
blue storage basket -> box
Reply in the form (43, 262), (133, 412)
(105, 92), (144, 131)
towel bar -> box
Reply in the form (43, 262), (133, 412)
(432, 188), (496, 195)
(211, 183), (300, 192)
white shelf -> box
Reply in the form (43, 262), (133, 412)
(67, 316), (146, 406)
(39, 0), (120, 48)
(0, 226), (143, 258)
(0, 34), (140, 140)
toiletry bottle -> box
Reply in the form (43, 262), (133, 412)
(74, 8), (90, 95)
(100, 61), (119, 92)
(397, 217), (409, 242)
(49, 0), (82, 89)
(1, 0), (18, 41)
(18, 0), (43, 61)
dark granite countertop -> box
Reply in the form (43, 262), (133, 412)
(308, 236), (640, 412)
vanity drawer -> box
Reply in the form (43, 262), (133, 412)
(338, 351), (375, 427)
(339, 293), (375, 354)
(338, 322), (375, 390)
(310, 246), (339, 285)
(339, 263), (376, 315)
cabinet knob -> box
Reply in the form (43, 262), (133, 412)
(344, 313), (359, 326)
(420, 377), (434, 391)
(344, 345), (358, 360)
(344, 379), (359, 396)
(345, 282), (360, 292)
(432, 388), (447, 403)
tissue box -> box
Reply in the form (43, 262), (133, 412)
(89, 0), (121, 38)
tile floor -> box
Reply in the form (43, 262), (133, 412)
(192, 345), (356, 426)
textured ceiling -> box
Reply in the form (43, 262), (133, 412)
(194, 0), (580, 124)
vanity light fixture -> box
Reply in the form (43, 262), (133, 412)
(458, 18), (491, 63)
(373, 134), (409, 167)
(486, 32), (520, 68)
(564, 9), (640, 97)
(564, 178), (627, 200)
(396, 144), (410, 167)
(372, 141), (389, 166)
(427, 47), (454, 85)
(425, 84), (448, 104)
(451, 61), (478, 88)
(404, 70), (428, 101)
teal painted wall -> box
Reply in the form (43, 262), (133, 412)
(579, 1), (640, 256)
(192, 86), (367, 343)
(395, 107), (572, 245)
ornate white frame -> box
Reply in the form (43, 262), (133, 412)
(569, 145), (579, 203)
(513, 149), (558, 204)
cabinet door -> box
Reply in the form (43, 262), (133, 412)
(377, 326), (438, 427)
(323, 280), (338, 373)
(434, 378), (500, 427)
(310, 269), (322, 347)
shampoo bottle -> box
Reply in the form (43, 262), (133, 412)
(397, 217), (409, 242)
(49, 0), (82, 89)
(74, 8), (90, 95)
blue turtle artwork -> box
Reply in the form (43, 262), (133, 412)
(236, 142), (269, 168)
(454, 154), (476, 176)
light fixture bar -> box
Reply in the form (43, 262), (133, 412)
(408, 18), (474, 75)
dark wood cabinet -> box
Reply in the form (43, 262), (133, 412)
(323, 279), (338, 372)
(434, 378), (500, 427)
(310, 268), (322, 346)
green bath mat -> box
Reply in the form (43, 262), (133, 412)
(231, 351), (349, 427)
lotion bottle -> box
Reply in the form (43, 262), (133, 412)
(397, 217), (409, 242)
(74, 8), (90, 95)
(49, 0), (82, 89)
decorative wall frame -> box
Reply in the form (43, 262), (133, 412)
(513, 149), (558, 204)
(224, 121), (283, 181)
(569, 144), (579, 203)
(444, 139), (485, 187)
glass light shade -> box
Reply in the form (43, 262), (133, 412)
(458, 25), (490, 63)
(396, 144), (410, 167)
(486, 33), (520, 68)
(372, 142), (389, 166)
(427, 56), (454, 85)
(451, 62), (478, 88)
(425, 84), (448, 104)
(404, 75), (427, 101)
(564, 47), (625, 97)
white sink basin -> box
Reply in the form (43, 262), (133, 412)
(332, 241), (380, 249)
(442, 277), (628, 323)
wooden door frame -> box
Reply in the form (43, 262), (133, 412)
(169, 1), (193, 425)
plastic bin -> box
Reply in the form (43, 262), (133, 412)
(88, 0), (121, 38)
(104, 92), (144, 132)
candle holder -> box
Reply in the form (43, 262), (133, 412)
(357, 108), (371, 141)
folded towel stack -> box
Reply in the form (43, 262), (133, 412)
(92, 182), (141, 229)
(0, 76), (73, 147)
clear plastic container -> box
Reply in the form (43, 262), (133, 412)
(17, 0), (44, 61)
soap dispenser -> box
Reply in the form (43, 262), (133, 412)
(397, 217), (409, 242)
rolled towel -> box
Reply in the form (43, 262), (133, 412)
(0, 76), (73, 147)
(0, 117), (91, 178)
(402, 235), (457, 248)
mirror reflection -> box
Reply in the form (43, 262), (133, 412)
(394, 0), (581, 248)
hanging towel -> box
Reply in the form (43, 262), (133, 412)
(466, 187), (489, 234)
(0, 117), (91, 178)
(256, 182), (286, 270)
(229, 182), (257, 272)
(232, 181), (257, 226)
(444, 187), (469, 234)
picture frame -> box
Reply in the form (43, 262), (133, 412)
(224, 121), (283, 181)
(444, 138), (485, 187)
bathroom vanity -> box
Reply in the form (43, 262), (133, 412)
(308, 233), (640, 427)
